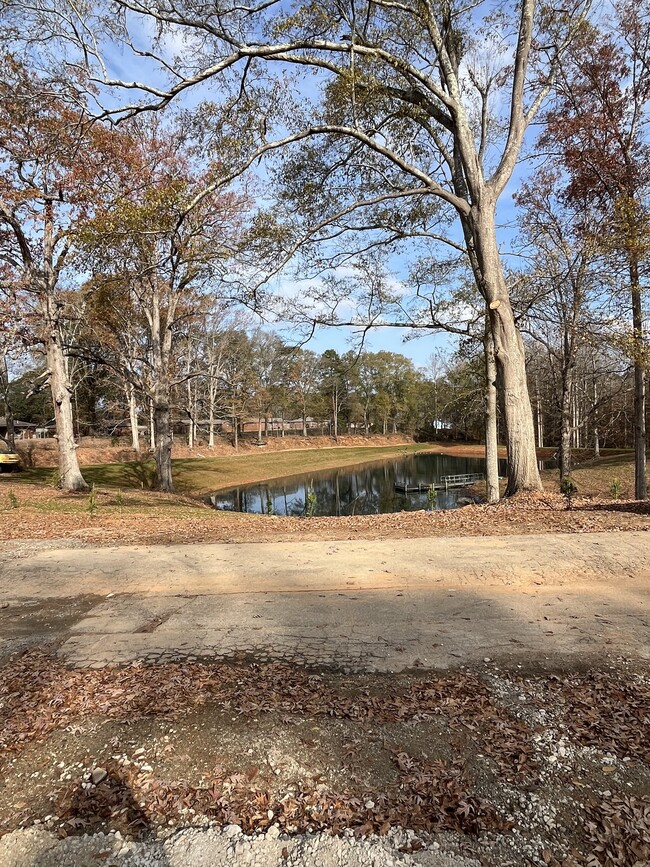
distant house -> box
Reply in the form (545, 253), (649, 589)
(0, 417), (38, 439)
(102, 419), (148, 439)
(240, 417), (318, 434)
(172, 417), (321, 436)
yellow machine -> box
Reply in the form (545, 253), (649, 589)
(0, 438), (21, 471)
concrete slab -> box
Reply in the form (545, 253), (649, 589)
(4, 532), (650, 600)
(55, 582), (650, 670)
(2, 532), (648, 671)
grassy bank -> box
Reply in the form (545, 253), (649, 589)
(541, 449), (638, 499)
(0, 444), (648, 545)
(15, 442), (438, 495)
(10, 443), (638, 499)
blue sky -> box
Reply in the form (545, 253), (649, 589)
(92, 7), (534, 369)
(276, 320), (454, 367)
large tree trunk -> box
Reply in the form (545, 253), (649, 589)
(41, 200), (88, 492)
(631, 257), (647, 499)
(128, 384), (140, 452)
(471, 203), (542, 495)
(490, 304), (541, 494)
(1, 355), (15, 448)
(233, 409), (239, 450)
(208, 379), (216, 448)
(152, 385), (173, 492)
(571, 380), (580, 449)
(534, 373), (544, 448)
(4, 405), (14, 448)
(186, 364), (194, 449)
(149, 400), (155, 449)
(147, 275), (177, 491)
(484, 326), (500, 503)
(45, 308), (89, 492)
(592, 377), (599, 457)
(558, 371), (573, 481)
(187, 413), (194, 450)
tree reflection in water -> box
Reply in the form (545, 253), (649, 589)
(211, 453), (507, 516)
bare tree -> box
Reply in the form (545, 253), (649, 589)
(544, 1), (650, 496)
(7, 0), (592, 494)
(515, 169), (607, 479)
(81, 117), (247, 490)
(0, 58), (118, 491)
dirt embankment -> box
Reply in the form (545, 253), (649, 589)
(1, 484), (649, 546)
(14, 434), (434, 468)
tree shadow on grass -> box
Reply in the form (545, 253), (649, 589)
(112, 459), (156, 491)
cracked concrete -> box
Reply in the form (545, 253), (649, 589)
(1, 532), (649, 670)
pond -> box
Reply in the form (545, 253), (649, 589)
(210, 452), (507, 517)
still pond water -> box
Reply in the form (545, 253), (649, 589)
(211, 452), (506, 517)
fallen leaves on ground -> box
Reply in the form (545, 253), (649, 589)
(0, 650), (536, 783)
(55, 753), (507, 840)
(583, 796), (650, 866)
(1, 652), (649, 865)
(528, 672), (650, 764)
(1, 484), (649, 545)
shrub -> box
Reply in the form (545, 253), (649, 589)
(87, 484), (98, 516)
(610, 478), (622, 500)
(560, 476), (577, 510)
(305, 487), (317, 518)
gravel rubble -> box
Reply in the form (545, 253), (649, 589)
(0, 826), (482, 867)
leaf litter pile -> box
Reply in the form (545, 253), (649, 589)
(0, 650), (649, 866)
(528, 672), (650, 764)
(2, 483), (650, 546)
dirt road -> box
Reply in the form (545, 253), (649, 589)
(1, 532), (649, 867)
(2, 532), (648, 669)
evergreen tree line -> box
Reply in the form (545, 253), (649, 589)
(3, 326), (643, 457)
(1, 333), (450, 446)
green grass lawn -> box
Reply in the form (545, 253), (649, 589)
(0, 443), (644, 530)
(8, 443), (642, 509)
(15, 443), (434, 496)
(541, 449), (639, 499)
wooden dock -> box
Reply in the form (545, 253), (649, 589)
(394, 472), (484, 493)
